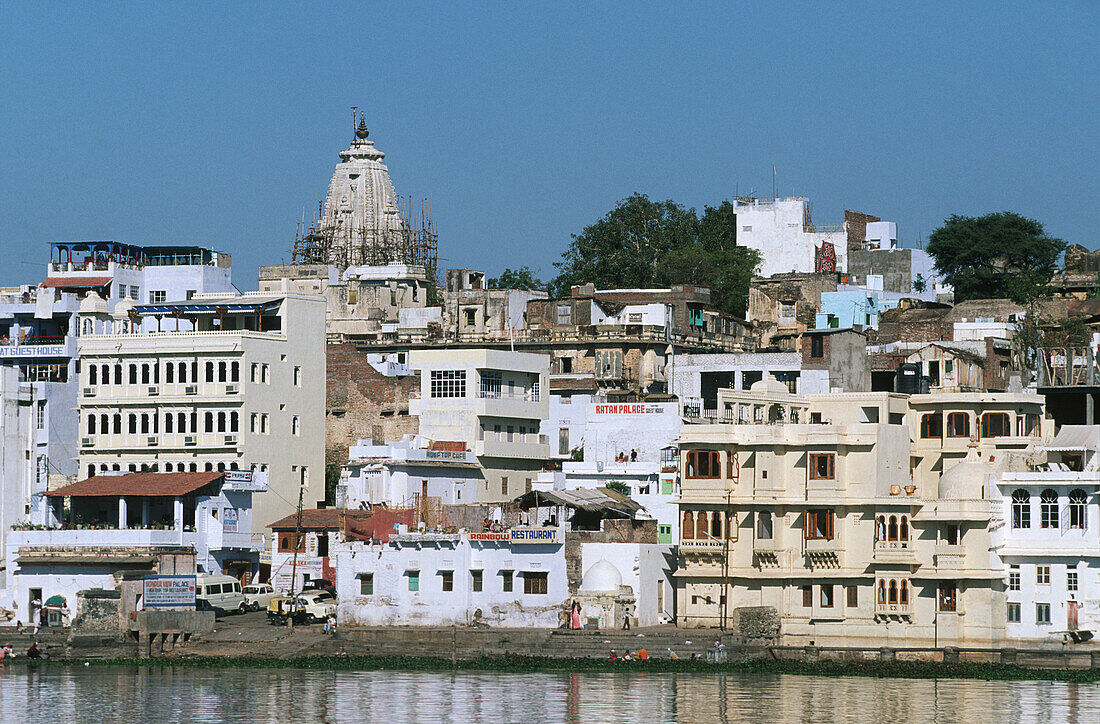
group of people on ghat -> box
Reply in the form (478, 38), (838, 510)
(0, 642), (47, 662)
(606, 648), (648, 662)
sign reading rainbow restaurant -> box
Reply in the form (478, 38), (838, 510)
(468, 527), (562, 544)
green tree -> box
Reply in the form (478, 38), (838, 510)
(927, 211), (1066, 304)
(551, 194), (760, 316)
(324, 463), (341, 505)
(488, 266), (544, 290)
(604, 480), (631, 497)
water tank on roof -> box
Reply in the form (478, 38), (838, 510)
(896, 363), (921, 394)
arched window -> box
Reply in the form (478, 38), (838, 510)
(165, 363), (174, 383)
(99, 464), (108, 472)
(89, 365), (97, 385)
(128, 364), (138, 385)
(217, 462), (226, 472)
(101, 364), (110, 384)
(682, 511), (695, 540)
(140, 463), (149, 472)
(1040, 489), (1058, 528)
(100, 414), (108, 433)
(205, 412), (214, 433)
(1011, 489), (1031, 529)
(178, 412), (187, 433)
(888, 579), (898, 605)
(230, 462), (239, 470)
(696, 511), (709, 539)
(877, 580), (886, 605)
(204, 462), (213, 472)
(888, 515), (898, 541)
(111, 463), (120, 471)
(113, 414), (121, 434)
(178, 361), (187, 384)
(230, 361), (240, 382)
(87, 464), (95, 478)
(900, 580), (909, 605)
(141, 363), (150, 385)
(206, 361), (215, 383)
(87, 414), (96, 435)
(946, 412), (970, 438)
(165, 414), (173, 434)
(140, 414), (149, 434)
(230, 411), (239, 433)
(189, 463), (197, 472)
(82, 318), (93, 335)
(900, 516), (909, 542)
(218, 361), (227, 382)
(217, 411), (226, 433)
(191, 361), (198, 383)
(128, 414), (137, 434)
(711, 511), (722, 539)
(114, 364), (122, 384)
(876, 515), (886, 541)
(128, 464), (137, 472)
(1069, 489), (1087, 529)
(165, 463), (173, 472)
(920, 413), (943, 439)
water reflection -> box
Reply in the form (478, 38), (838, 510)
(1, 665), (1098, 723)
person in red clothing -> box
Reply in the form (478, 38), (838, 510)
(607, 649), (618, 661)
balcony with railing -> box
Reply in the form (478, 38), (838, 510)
(474, 431), (550, 459)
(873, 538), (918, 564)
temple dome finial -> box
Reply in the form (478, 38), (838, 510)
(355, 113), (369, 140)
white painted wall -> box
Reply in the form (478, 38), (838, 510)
(579, 542), (675, 626)
(335, 534), (568, 627)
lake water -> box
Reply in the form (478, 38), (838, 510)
(1, 666), (1098, 722)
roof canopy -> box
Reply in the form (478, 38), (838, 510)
(511, 487), (643, 516)
(1042, 425), (1100, 453)
(47, 472), (223, 498)
(269, 508), (373, 531)
(40, 276), (113, 288)
(133, 298), (283, 315)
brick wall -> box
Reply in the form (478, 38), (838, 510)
(326, 344), (419, 464)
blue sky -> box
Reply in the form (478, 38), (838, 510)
(0, 2), (1096, 288)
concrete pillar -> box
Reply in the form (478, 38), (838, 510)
(142, 499), (149, 528)
(118, 496), (128, 529)
(174, 497), (184, 530)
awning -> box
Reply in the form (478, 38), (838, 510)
(134, 298), (283, 315)
(47, 471), (223, 497)
(1041, 425), (1100, 453)
(39, 276), (113, 288)
(511, 487), (644, 516)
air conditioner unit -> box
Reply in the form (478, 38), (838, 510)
(80, 437), (93, 447)
(82, 387), (96, 397)
(226, 384), (239, 394)
(224, 434), (237, 445)
(147, 386), (159, 395)
(184, 435), (197, 446)
(185, 385), (198, 395)
(147, 436), (158, 446)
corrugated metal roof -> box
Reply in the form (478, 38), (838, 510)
(512, 487), (643, 515)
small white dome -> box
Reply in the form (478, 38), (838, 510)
(580, 558), (622, 592)
(749, 375), (790, 396)
(79, 291), (108, 314)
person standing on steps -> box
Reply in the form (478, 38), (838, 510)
(622, 612), (631, 630)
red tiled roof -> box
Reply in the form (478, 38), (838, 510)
(40, 276), (114, 288)
(268, 508), (373, 531)
(47, 472), (223, 497)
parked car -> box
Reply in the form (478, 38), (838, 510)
(242, 583), (277, 612)
(302, 578), (336, 596)
(267, 591), (337, 625)
(196, 574), (247, 614)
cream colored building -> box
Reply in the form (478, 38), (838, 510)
(676, 379), (1051, 647)
(75, 291), (327, 544)
(408, 349), (549, 503)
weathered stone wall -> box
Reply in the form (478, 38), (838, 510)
(733, 606), (780, 639)
(74, 588), (120, 632)
(847, 248), (913, 293)
(326, 344), (419, 464)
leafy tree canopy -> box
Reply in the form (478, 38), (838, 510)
(550, 194), (760, 317)
(488, 266), (544, 290)
(927, 211), (1066, 304)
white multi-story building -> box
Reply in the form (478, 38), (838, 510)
(75, 291), (326, 544)
(0, 244), (236, 523)
(0, 366), (34, 566)
(732, 197), (849, 276)
(408, 349), (550, 503)
(994, 425), (1100, 640)
(3, 469), (266, 620)
(340, 435), (482, 508)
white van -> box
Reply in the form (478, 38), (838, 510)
(196, 574), (247, 614)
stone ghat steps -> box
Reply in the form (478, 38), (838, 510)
(338, 628), (725, 659)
